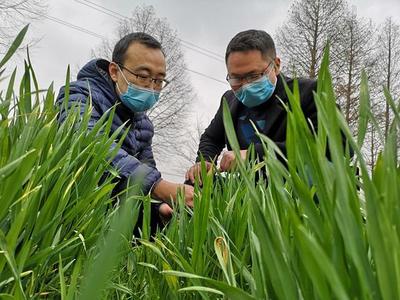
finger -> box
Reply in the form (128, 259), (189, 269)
(219, 155), (224, 171)
(206, 162), (215, 175)
(185, 197), (194, 208)
(227, 157), (234, 171)
(226, 154), (236, 171)
(186, 169), (193, 182)
(196, 166), (203, 185)
(223, 161), (230, 171)
(159, 203), (173, 218)
(220, 155), (227, 172)
(189, 167), (196, 183)
(184, 185), (194, 208)
(189, 164), (200, 184)
(207, 164), (214, 175)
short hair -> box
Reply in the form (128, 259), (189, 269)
(112, 32), (163, 64)
(225, 29), (276, 63)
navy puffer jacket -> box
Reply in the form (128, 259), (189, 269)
(56, 59), (161, 194)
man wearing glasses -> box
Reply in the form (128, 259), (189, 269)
(57, 32), (193, 228)
(186, 29), (318, 183)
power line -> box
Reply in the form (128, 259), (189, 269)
(180, 39), (223, 59)
(179, 43), (224, 63)
(73, 0), (126, 20)
(184, 67), (227, 85)
(49, 15), (225, 85)
(30, 7), (225, 179)
(35, 12), (228, 86)
(75, 0), (128, 20)
(33, 12), (107, 40)
(72, 0), (225, 61)
(35, 10), (226, 178)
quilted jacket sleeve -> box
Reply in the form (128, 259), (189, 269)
(57, 83), (161, 195)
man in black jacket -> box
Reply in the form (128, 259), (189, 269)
(186, 29), (317, 183)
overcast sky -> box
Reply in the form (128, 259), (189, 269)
(16, 0), (400, 180)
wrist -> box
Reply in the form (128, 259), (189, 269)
(151, 179), (167, 200)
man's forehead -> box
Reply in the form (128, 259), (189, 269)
(227, 52), (268, 73)
(124, 44), (162, 60)
(123, 43), (166, 75)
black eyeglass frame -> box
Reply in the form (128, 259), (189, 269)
(117, 63), (170, 90)
(226, 60), (275, 87)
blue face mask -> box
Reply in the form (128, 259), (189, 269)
(116, 67), (160, 112)
(234, 76), (276, 108)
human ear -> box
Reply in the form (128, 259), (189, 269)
(274, 57), (281, 74)
(108, 62), (119, 82)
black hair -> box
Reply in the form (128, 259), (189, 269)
(112, 32), (163, 64)
(225, 29), (276, 63)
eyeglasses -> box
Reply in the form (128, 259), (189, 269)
(226, 61), (275, 87)
(117, 63), (170, 90)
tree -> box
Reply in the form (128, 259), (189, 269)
(362, 17), (400, 167)
(176, 118), (205, 165)
(275, 0), (347, 78)
(333, 8), (377, 130)
(275, 0), (388, 168)
(0, 0), (47, 53)
(376, 17), (400, 139)
(94, 5), (195, 164)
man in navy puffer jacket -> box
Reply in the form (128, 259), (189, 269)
(57, 32), (194, 225)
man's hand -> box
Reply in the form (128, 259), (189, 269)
(185, 161), (214, 185)
(180, 184), (194, 208)
(151, 179), (194, 208)
(159, 203), (173, 219)
(219, 150), (247, 172)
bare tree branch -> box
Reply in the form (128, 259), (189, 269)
(274, 0), (400, 168)
(0, 0), (47, 54)
(276, 0), (347, 78)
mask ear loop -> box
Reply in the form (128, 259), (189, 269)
(264, 59), (275, 75)
(116, 64), (131, 85)
(265, 59), (278, 85)
(114, 63), (131, 95)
